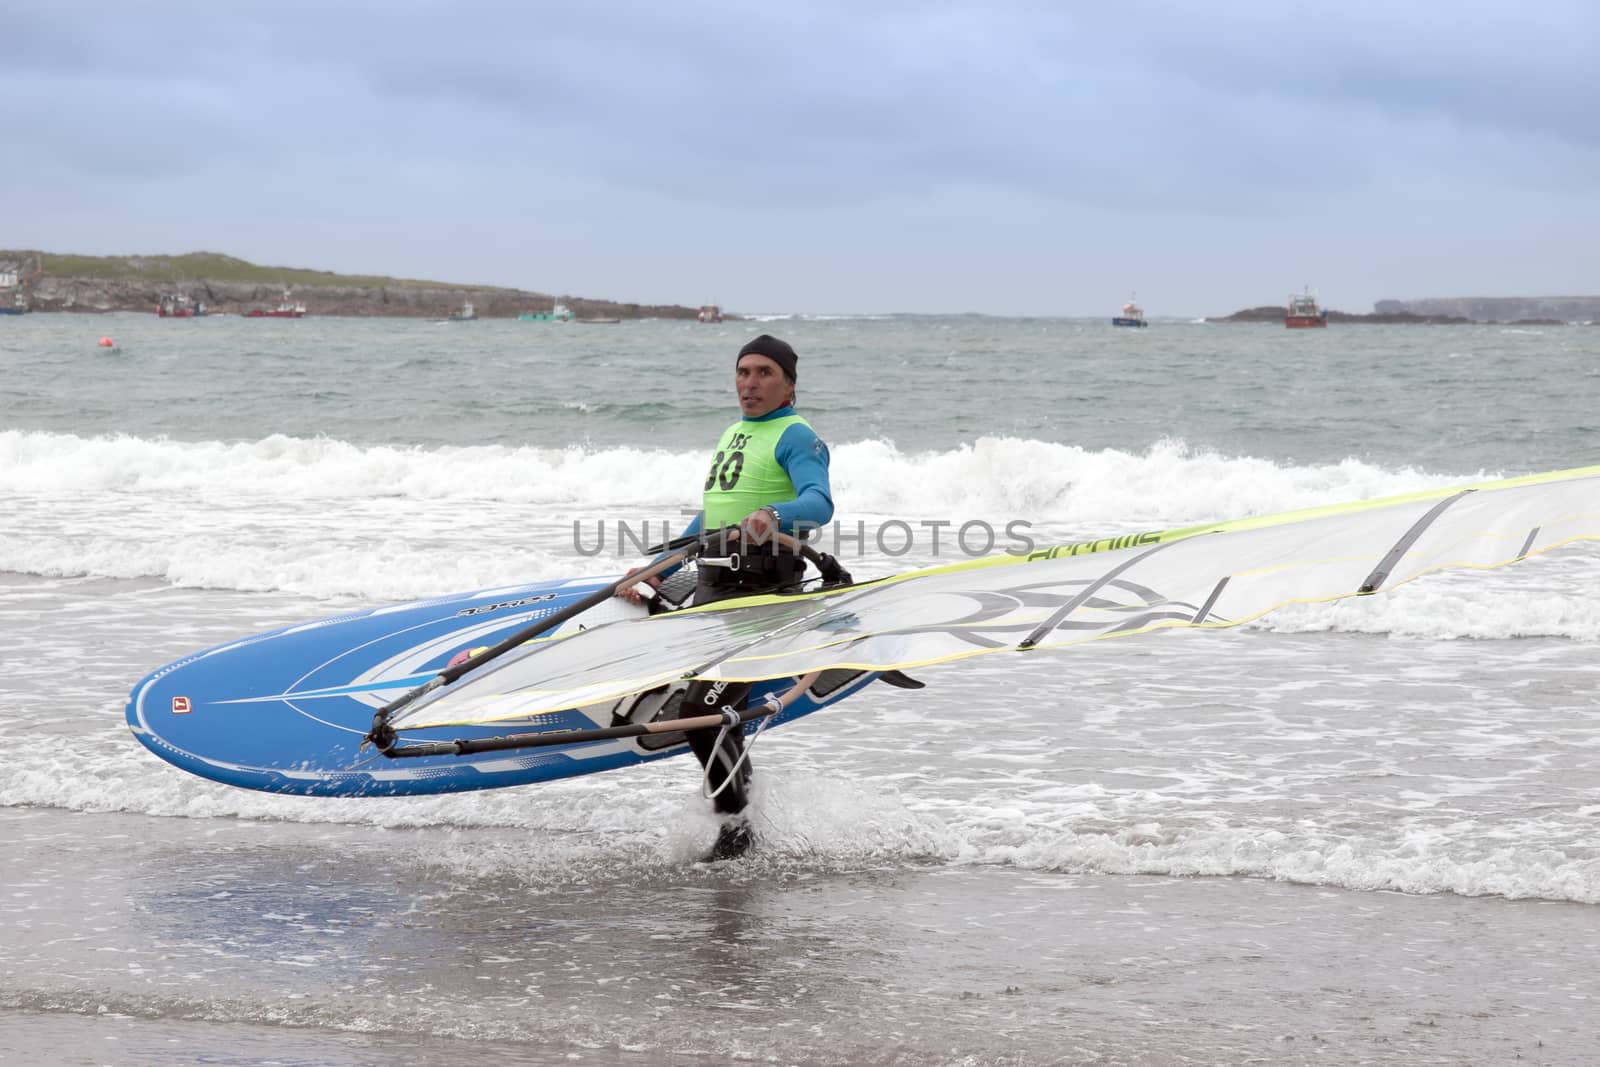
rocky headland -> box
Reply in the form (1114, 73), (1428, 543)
(1374, 295), (1600, 322)
(1217, 295), (1599, 325)
(0, 251), (718, 320)
(1214, 306), (1475, 325)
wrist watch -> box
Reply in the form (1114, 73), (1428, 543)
(762, 504), (781, 527)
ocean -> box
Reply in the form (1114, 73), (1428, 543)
(2, 312), (1598, 1066)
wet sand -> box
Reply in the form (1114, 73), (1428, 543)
(3, 806), (1595, 1066)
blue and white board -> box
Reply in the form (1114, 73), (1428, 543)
(125, 574), (879, 797)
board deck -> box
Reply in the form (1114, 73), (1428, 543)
(126, 574), (879, 797)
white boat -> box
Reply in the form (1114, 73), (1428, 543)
(520, 303), (573, 322)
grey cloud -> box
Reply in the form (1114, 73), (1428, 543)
(3, 0), (1595, 314)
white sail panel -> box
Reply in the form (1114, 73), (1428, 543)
(390, 468), (1600, 732)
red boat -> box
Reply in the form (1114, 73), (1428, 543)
(247, 294), (307, 318)
(1286, 289), (1327, 328)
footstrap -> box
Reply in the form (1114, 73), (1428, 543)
(701, 693), (781, 800)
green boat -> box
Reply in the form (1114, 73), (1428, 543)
(520, 302), (573, 322)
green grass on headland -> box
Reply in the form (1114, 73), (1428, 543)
(0, 248), (708, 318)
(5, 250), (509, 291)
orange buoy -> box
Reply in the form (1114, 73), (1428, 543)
(98, 336), (115, 347)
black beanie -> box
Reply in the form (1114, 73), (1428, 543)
(736, 334), (798, 381)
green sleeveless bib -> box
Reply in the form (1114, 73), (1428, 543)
(702, 414), (808, 529)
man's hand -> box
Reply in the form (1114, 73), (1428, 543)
(615, 567), (663, 605)
(741, 505), (779, 544)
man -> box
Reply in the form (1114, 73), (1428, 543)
(621, 334), (834, 860)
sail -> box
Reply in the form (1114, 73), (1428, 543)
(388, 465), (1600, 732)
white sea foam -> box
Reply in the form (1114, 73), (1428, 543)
(970, 822), (1600, 903)
(1253, 554), (1600, 640)
(833, 435), (1459, 523)
(0, 429), (696, 503)
(6, 736), (1595, 904)
(0, 428), (1474, 515)
(5, 428), (1586, 629)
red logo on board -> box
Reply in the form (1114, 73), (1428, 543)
(172, 696), (192, 714)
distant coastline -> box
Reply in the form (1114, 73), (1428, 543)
(0, 250), (719, 321)
(1212, 306), (1478, 325)
(4, 249), (1598, 324)
(1212, 305), (1587, 326)
(1216, 293), (1600, 325)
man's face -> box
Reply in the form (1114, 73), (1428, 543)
(736, 353), (791, 418)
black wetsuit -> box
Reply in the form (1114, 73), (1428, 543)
(676, 545), (806, 821)
(670, 400), (831, 858)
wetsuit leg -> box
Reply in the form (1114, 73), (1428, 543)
(676, 569), (757, 816)
(676, 555), (803, 858)
(679, 677), (754, 815)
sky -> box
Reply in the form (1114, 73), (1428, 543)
(3, 1), (1597, 317)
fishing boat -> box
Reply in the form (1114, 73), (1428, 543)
(519, 302), (573, 321)
(447, 301), (477, 322)
(0, 269), (25, 314)
(1286, 288), (1328, 329)
(698, 304), (724, 323)
(1112, 295), (1147, 328)
(246, 292), (307, 318)
(157, 294), (207, 318)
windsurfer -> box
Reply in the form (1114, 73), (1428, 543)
(619, 334), (834, 860)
